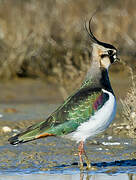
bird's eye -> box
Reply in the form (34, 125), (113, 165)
(108, 50), (113, 56)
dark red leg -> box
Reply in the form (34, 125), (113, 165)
(78, 140), (84, 170)
(78, 140), (91, 170)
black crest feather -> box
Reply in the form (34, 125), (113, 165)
(85, 12), (116, 50)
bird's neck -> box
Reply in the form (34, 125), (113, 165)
(82, 59), (114, 94)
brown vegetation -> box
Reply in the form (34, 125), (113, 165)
(120, 65), (136, 138)
(0, 0), (135, 87)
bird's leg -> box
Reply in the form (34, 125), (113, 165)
(80, 172), (84, 180)
(78, 140), (91, 170)
(78, 141), (84, 170)
(83, 148), (91, 170)
(78, 141), (96, 171)
(83, 145), (97, 171)
(79, 141), (91, 170)
(83, 144), (98, 171)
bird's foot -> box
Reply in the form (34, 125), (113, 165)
(85, 158), (97, 171)
(79, 162), (97, 171)
(86, 165), (97, 171)
(78, 141), (97, 171)
(79, 162), (84, 171)
(85, 159), (91, 170)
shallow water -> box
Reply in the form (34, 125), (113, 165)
(1, 121), (136, 179)
(0, 173), (135, 180)
(0, 72), (135, 179)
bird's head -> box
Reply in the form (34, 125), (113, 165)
(85, 18), (120, 70)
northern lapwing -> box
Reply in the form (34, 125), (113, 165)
(8, 17), (119, 170)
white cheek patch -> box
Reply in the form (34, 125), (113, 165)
(113, 54), (116, 59)
(101, 57), (110, 69)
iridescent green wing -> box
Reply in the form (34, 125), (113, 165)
(37, 87), (109, 136)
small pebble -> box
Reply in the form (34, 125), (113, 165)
(0, 114), (3, 118)
(124, 142), (129, 145)
(126, 125), (130, 129)
(107, 136), (112, 140)
(116, 126), (123, 129)
(131, 112), (136, 119)
(2, 126), (12, 133)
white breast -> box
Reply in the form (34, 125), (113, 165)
(67, 89), (116, 143)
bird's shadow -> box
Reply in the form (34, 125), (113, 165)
(54, 159), (136, 169)
(92, 159), (136, 168)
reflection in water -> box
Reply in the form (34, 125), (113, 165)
(80, 173), (84, 180)
(80, 173), (134, 180)
(128, 174), (133, 180)
(0, 173), (135, 180)
(80, 173), (92, 180)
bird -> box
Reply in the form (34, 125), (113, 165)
(8, 17), (120, 171)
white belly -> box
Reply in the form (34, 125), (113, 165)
(66, 89), (116, 143)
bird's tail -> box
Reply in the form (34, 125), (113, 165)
(8, 121), (54, 145)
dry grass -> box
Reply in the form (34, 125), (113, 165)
(0, 0), (135, 83)
(120, 64), (136, 137)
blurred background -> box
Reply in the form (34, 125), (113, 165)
(0, 0), (135, 85)
(0, 1), (134, 82)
